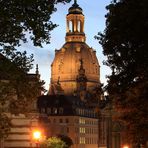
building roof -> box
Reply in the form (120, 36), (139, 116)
(37, 94), (98, 118)
(68, 0), (83, 14)
(38, 95), (86, 108)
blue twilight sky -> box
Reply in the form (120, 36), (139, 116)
(20, 0), (111, 91)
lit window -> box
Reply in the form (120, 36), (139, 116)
(79, 137), (85, 144)
(79, 127), (86, 133)
(79, 128), (82, 133)
(53, 108), (58, 114)
(77, 20), (81, 32)
(79, 118), (85, 124)
(83, 128), (85, 133)
(83, 137), (85, 144)
(80, 137), (82, 144)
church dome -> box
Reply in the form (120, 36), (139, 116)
(49, 1), (100, 95)
(51, 42), (100, 95)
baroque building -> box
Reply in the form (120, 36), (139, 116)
(0, 1), (125, 148)
(38, 1), (106, 148)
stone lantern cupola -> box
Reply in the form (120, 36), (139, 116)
(66, 0), (85, 42)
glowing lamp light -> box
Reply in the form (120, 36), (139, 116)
(33, 131), (41, 140)
(123, 145), (129, 148)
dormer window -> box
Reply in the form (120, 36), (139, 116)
(41, 108), (45, 113)
(47, 108), (51, 114)
(53, 108), (58, 114)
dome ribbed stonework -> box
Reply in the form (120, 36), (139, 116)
(50, 42), (100, 95)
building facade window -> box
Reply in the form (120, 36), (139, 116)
(41, 108), (45, 113)
(47, 108), (51, 114)
(65, 118), (69, 123)
(53, 108), (58, 114)
(79, 137), (85, 144)
(79, 127), (85, 133)
(79, 118), (85, 124)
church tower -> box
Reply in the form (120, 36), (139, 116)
(50, 0), (100, 95)
(65, 0), (85, 42)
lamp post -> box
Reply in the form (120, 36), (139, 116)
(33, 130), (41, 148)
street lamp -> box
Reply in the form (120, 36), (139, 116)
(123, 145), (129, 148)
(33, 130), (41, 148)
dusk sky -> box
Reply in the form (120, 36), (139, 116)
(20, 0), (111, 91)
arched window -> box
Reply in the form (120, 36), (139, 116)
(69, 21), (73, 32)
(53, 108), (58, 114)
(77, 20), (81, 32)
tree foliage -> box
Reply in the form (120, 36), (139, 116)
(0, 114), (11, 139)
(0, 50), (45, 138)
(0, 48), (47, 137)
(40, 137), (67, 148)
(0, 0), (71, 48)
(0, 49), (45, 110)
(97, 0), (148, 146)
(57, 134), (73, 148)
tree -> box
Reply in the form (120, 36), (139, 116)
(57, 134), (73, 148)
(0, 0), (71, 48)
(96, 0), (148, 147)
(0, 114), (11, 139)
(40, 137), (67, 148)
(0, 0), (71, 138)
(0, 51), (45, 138)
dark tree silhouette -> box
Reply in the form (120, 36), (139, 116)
(0, 0), (71, 139)
(0, 0), (71, 48)
(96, 0), (148, 147)
(57, 134), (73, 148)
